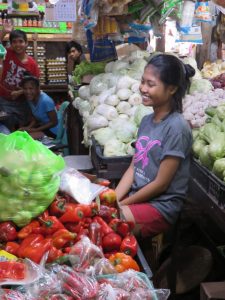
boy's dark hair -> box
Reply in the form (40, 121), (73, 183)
(9, 29), (27, 43)
(65, 40), (83, 55)
(21, 75), (40, 88)
(146, 54), (195, 113)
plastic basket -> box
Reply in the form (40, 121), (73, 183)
(97, 271), (158, 300)
(208, 172), (225, 207)
(91, 136), (132, 180)
(0, 44), (6, 59)
(190, 158), (209, 191)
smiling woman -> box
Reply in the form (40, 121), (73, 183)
(115, 54), (196, 238)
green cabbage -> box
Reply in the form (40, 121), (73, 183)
(216, 105), (225, 121)
(192, 138), (207, 158)
(199, 123), (220, 143)
(212, 158), (225, 179)
(208, 132), (225, 160)
(189, 79), (213, 95)
(199, 145), (214, 170)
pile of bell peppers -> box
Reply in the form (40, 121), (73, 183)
(0, 188), (139, 272)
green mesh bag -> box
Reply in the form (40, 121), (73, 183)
(0, 131), (65, 226)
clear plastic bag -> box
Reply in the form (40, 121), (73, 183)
(68, 236), (104, 273)
(0, 131), (65, 227)
(59, 265), (99, 299)
(92, 258), (117, 275)
(59, 168), (105, 204)
(97, 283), (130, 300)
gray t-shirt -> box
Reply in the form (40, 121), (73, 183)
(131, 112), (192, 224)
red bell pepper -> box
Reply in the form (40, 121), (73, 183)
(47, 246), (64, 263)
(59, 204), (84, 223)
(109, 219), (134, 237)
(77, 204), (92, 218)
(98, 205), (118, 223)
(5, 242), (20, 256)
(0, 261), (25, 280)
(75, 227), (89, 242)
(62, 283), (82, 299)
(49, 197), (67, 217)
(52, 229), (76, 249)
(102, 232), (122, 252)
(17, 220), (40, 239)
(99, 188), (117, 206)
(38, 209), (49, 220)
(39, 216), (65, 236)
(64, 222), (83, 234)
(0, 221), (17, 242)
(93, 216), (113, 236)
(89, 222), (102, 247)
(120, 234), (138, 257)
(17, 234), (52, 264)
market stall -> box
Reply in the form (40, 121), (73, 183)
(0, 0), (225, 298)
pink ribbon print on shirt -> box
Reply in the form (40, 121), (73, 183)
(134, 136), (161, 169)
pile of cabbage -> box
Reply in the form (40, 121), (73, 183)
(73, 50), (153, 157)
(193, 104), (225, 181)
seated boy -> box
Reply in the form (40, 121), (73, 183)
(19, 75), (58, 138)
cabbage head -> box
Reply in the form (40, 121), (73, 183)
(189, 79), (213, 95)
(192, 138), (207, 159)
(92, 127), (115, 146)
(133, 104), (153, 126)
(215, 105), (225, 121)
(198, 123), (220, 143)
(208, 132), (225, 160)
(199, 145), (214, 170)
(212, 158), (225, 179)
(103, 139), (127, 157)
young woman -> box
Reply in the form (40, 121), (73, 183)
(115, 54), (195, 238)
(19, 75), (58, 138)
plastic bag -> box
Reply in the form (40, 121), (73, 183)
(0, 259), (42, 286)
(97, 283), (130, 300)
(59, 167), (105, 205)
(92, 258), (117, 275)
(68, 236), (104, 272)
(59, 265), (99, 299)
(97, 270), (170, 299)
(0, 131), (65, 227)
(194, 1), (212, 23)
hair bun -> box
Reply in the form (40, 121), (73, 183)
(184, 64), (195, 79)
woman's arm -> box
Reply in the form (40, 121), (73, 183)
(120, 156), (181, 206)
(115, 158), (135, 201)
(28, 110), (58, 133)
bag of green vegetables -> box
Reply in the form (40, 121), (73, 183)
(0, 131), (65, 227)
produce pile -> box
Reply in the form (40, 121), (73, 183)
(73, 53), (217, 156)
(193, 104), (225, 180)
(73, 50), (153, 157)
(0, 186), (169, 299)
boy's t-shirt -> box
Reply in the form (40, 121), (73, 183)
(131, 112), (193, 224)
(28, 91), (58, 135)
(0, 48), (40, 100)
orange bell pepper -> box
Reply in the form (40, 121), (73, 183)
(109, 252), (140, 273)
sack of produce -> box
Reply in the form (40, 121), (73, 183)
(0, 131), (65, 227)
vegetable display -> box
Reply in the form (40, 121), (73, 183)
(193, 104), (225, 181)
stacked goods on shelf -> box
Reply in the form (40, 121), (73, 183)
(46, 57), (67, 85)
(37, 45), (46, 85)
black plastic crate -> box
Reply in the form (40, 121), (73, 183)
(208, 172), (225, 207)
(190, 158), (209, 191)
(91, 137), (132, 180)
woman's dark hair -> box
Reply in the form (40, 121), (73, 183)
(65, 40), (83, 56)
(9, 30), (27, 43)
(147, 54), (195, 113)
(20, 75), (40, 88)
